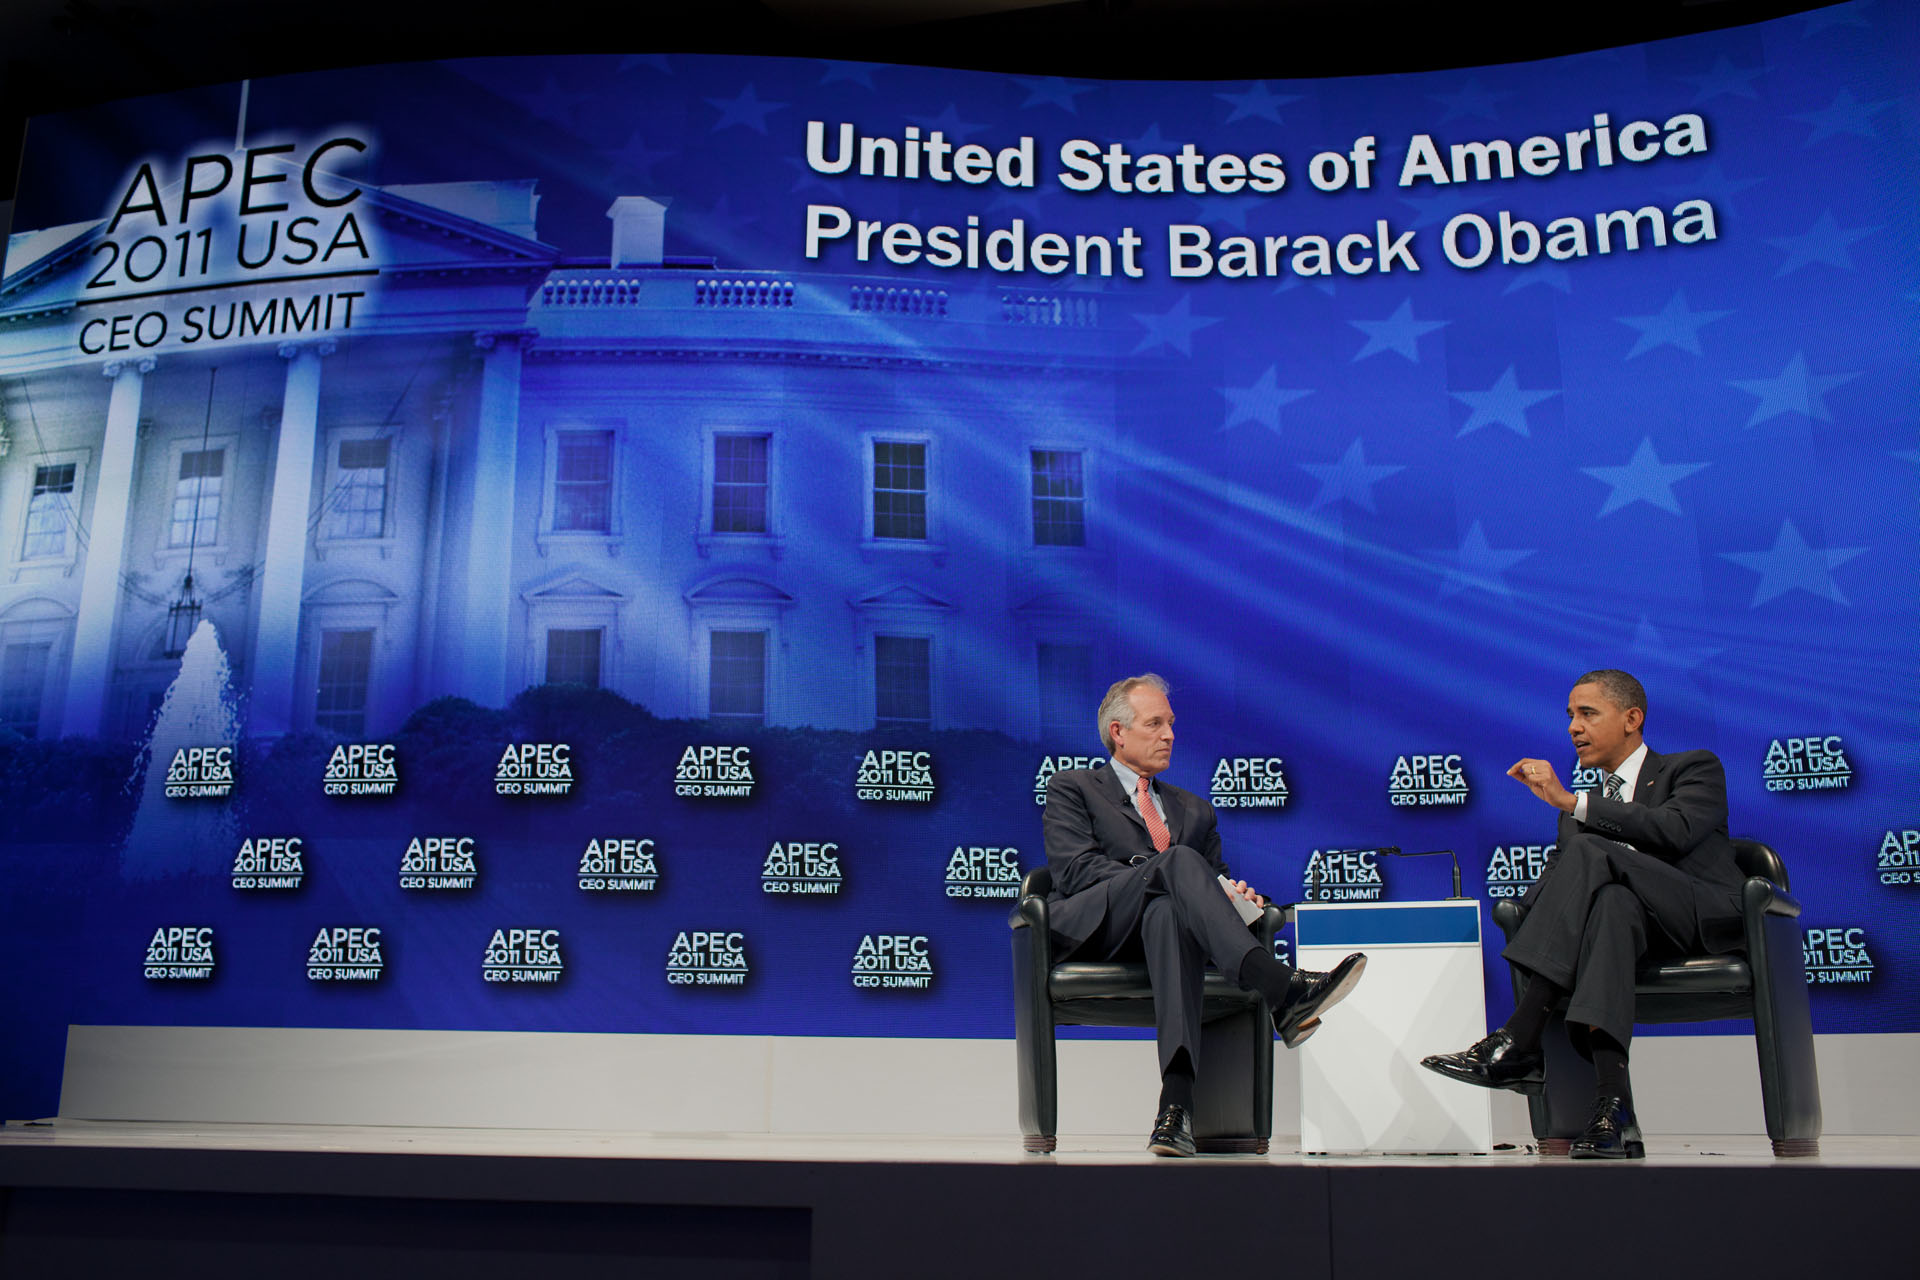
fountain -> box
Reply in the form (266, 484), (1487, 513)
(121, 619), (242, 880)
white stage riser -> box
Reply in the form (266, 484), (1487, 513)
(55, 1027), (1920, 1137)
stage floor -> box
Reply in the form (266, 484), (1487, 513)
(4, 1121), (1915, 1278)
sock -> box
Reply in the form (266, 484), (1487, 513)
(1158, 1048), (1195, 1114)
(1235, 944), (1297, 1010)
(1591, 1031), (1630, 1100)
(1502, 972), (1567, 1051)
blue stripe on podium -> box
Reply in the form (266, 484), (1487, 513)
(1296, 903), (1480, 947)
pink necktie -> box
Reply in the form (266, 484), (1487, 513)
(1136, 775), (1172, 852)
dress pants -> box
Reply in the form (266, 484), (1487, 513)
(1070, 844), (1263, 1077)
(1501, 832), (1742, 1048)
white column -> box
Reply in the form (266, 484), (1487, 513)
(61, 358), (153, 738)
(248, 340), (331, 736)
(457, 332), (523, 706)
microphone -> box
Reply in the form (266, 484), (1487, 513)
(1382, 846), (1466, 899)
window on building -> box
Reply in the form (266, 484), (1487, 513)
(545, 627), (603, 688)
(314, 628), (373, 737)
(1031, 449), (1086, 547)
(23, 463), (76, 560)
(328, 438), (390, 539)
(554, 431), (614, 532)
(712, 434), (770, 534)
(709, 630), (767, 724)
(874, 634), (931, 728)
(1037, 642), (1092, 741)
(0, 641), (52, 738)
(872, 441), (927, 541)
(168, 449), (224, 549)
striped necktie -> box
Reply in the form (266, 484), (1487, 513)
(1602, 772), (1625, 802)
(1136, 775), (1172, 852)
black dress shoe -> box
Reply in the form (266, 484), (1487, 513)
(1420, 1029), (1546, 1094)
(1569, 1094), (1645, 1160)
(1274, 953), (1368, 1049)
(1148, 1103), (1196, 1157)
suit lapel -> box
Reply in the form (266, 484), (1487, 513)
(1633, 749), (1665, 803)
(1103, 767), (1150, 837)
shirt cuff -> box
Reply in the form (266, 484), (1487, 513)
(1573, 791), (1589, 823)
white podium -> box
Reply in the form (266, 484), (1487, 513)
(1296, 899), (1493, 1155)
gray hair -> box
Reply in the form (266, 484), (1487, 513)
(1098, 673), (1170, 754)
(1574, 668), (1647, 723)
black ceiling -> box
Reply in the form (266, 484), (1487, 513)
(0, 0), (1840, 204)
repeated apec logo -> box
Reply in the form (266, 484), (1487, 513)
(1388, 753), (1468, 807)
(1033, 755), (1102, 806)
(145, 926), (215, 980)
(1804, 926), (1874, 985)
(307, 926), (384, 981)
(856, 749), (935, 802)
(1211, 756), (1290, 810)
(666, 931), (750, 986)
(1302, 847), (1385, 902)
(165, 746), (234, 798)
(496, 743), (573, 796)
(945, 845), (1020, 899)
(1764, 736), (1853, 792)
(1878, 829), (1920, 886)
(482, 928), (564, 984)
(399, 836), (477, 890)
(763, 841), (843, 895)
(851, 934), (934, 990)
(231, 836), (304, 890)
(323, 743), (398, 796)
(579, 837), (659, 892)
(675, 745), (755, 798)
(1485, 843), (1553, 899)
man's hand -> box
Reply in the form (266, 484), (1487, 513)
(1225, 878), (1267, 908)
(1508, 758), (1577, 813)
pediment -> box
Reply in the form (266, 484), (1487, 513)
(685, 576), (794, 605)
(303, 577), (402, 606)
(851, 582), (953, 612)
(524, 572), (629, 603)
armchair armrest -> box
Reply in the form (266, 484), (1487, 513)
(1010, 892), (1049, 931)
(1492, 897), (1528, 942)
(1743, 876), (1801, 920)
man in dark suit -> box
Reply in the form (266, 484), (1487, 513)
(1044, 673), (1366, 1157)
(1422, 669), (1746, 1159)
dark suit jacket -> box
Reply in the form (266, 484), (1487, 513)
(1042, 765), (1230, 953)
(1546, 746), (1747, 951)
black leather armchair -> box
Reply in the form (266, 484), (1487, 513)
(1010, 865), (1286, 1154)
(1492, 837), (1822, 1156)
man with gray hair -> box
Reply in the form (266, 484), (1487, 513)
(1043, 673), (1367, 1157)
(1421, 669), (1746, 1158)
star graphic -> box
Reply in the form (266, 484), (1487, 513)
(1130, 296), (1223, 356)
(1674, 56), (1766, 103)
(784, 155), (840, 195)
(1185, 195), (1251, 231)
(1216, 82), (1301, 124)
(1628, 616), (1720, 673)
(1617, 290), (1733, 358)
(1801, 4), (1873, 35)
(1791, 89), (1894, 144)
(1012, 75), (1095, 114)
(619, 54), (672, 75)
(610, 132), (675, 186)
(1218, 367), (1313, 434)
(1428, 79), (1510, 122)
(1301, 439), (1404, 512)
(1658, 160), (1764, 209)
(1720, 519), (1866, 606)
(1128, 122), (1179, 154)
(1350, 299), (1447, 363)
(684, 196), (756, 245)
(521, 77), (594, 128)
(1427, 521), (1535, 597)
(819, 61), (878, 89)
(1581, 438), (1709, 516)
(1503, 266), (1573, 296)
(706, 84), (787, 134)
(1766, 211), (1880, 277)
(911, 104), (987, 140)
(1397, 186), (1495, 231)
(1275, 274), (1337, 298)
(1728, 353), (1861, 427)
(1898, 448), (1920, 466)
(1451, 367), (1558, 438)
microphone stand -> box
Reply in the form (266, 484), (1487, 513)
(1380, 846), (1466, 899)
